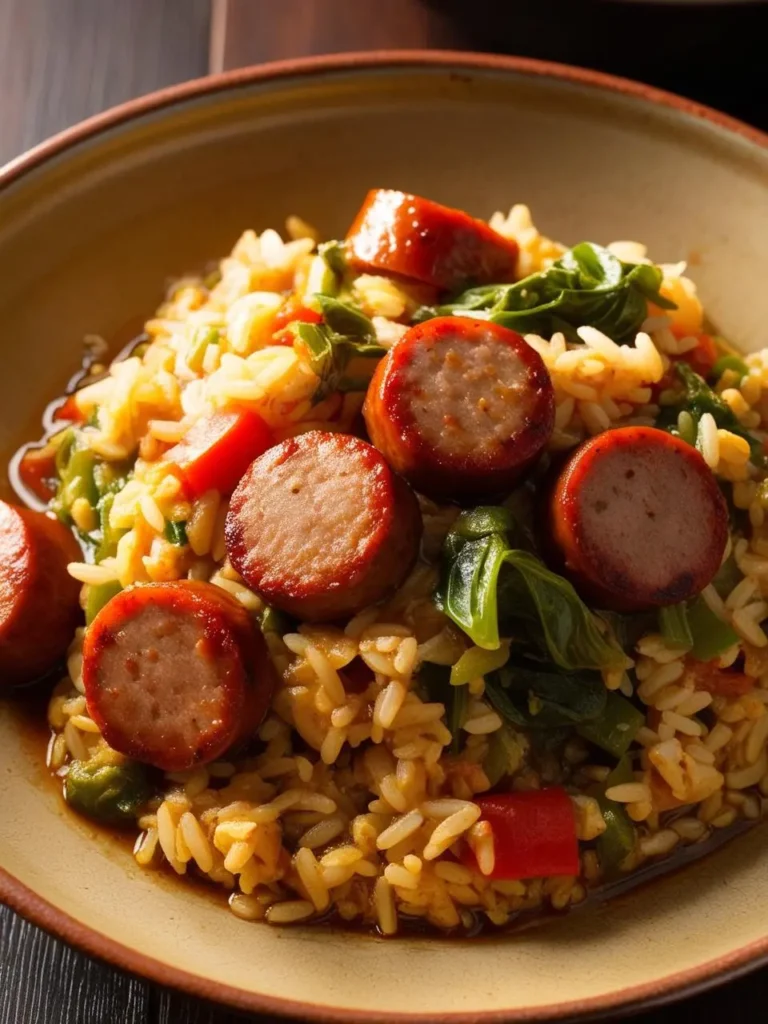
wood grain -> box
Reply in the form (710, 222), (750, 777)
(0, 0), (211, 165)
(212, 0), (768, 129)
(210, 0), (461, 72)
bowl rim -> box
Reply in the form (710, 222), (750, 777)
(1, 48), (767, 1023)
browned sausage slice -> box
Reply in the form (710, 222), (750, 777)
(547, 426), (729, 611)
(0, 500), (82, 687)
(82, 581), (275, 771)
(225, 431), (422, 622)
(363, 316), (555, 504)
(346, 190), (519, 291)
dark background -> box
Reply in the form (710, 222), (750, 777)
(2, 0), (767, 1020)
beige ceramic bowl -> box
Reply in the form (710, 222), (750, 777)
(1, 52), (767, 1022)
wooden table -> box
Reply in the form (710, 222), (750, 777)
(2, 1), (768, 1020)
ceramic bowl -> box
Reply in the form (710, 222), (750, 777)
(1, 52), (767, 1022)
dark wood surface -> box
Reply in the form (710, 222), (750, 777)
(2, 0), (768, 1021)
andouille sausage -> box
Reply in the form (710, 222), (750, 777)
(346, 190), (519, 292)
(225, 431), (422, 622)
(363, 316), (555, 504)
(0, 500), (82, 687)
(82, 581), (275, 771)
(546, 426), (729, 611)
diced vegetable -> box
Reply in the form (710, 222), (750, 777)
(303, 254), (340, 299)
(93, 493), (125, 563)
(686, 595), (740, 661)
(712, 554), (743, 600)
(166, 409), (275, 498)
(595, 756), (636, 877)
(483, 724), (522, 787)
(713, 353), (749, 381)
(85, 580), (122, 625)
(186, 326), (220, 373)
(450, 641), (510, 688)
(678, 332), (718, 378)
(576, 691), (645, 758)
(290, 298), (385, 404)
(462, 789), (579, 880)
(420, 662), (466, 754)
(64, 756), (151, 825)
(596, 800), (636, 877)
(416, 242), (675, 344)
(318, 239), (347, 277)
(272, 295), (323, 344)
(436, 507), (626, 670)
(164, 519), (188, 546)
(17, 443), (60, 502)
(685, 659), (755, 698)
(53, 394), (86, 423)
(485, 660), (607, 729)
(658, 603), (693, 649)
(53, 437), (98, 520)
(671, 363), (761, 463)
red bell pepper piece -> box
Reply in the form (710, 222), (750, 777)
(674, 331), (718, 378)
(463, 788), (579, 880)
(166, 408), (275, 498)
(53, 394), (85, 423)
(686, 659), (755, 699)
(16, 445), (59, 502)
(272, 296), (323, 345)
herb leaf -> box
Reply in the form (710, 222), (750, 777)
(485, 660), (607, 729)
(293, 302), (384, 405)
(435, 507), (626, 670)
(414, 242), (675, 344)
(673, 362), (762, 463)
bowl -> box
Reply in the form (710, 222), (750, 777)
(1, 51), (767, 1022)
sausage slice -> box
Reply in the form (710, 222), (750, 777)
(0, 501), (82, 687)
(225, 431), (422, 621)
(83, 581), (275, 771)
(363, 316), (555, 503)
(346, 190), (519, 291)
(547, 426), (729, 611)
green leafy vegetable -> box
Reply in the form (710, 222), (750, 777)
(414, 242), (675, 344)
(163, 520), (188, 546)
(687, 595), (740, 661)
(671, 363), (762, 463)
(483, 724), (523, 787)
(419, 662), (466, 754)
(85, 580), (122, 625)
(65, 756), (151, 825)
(318, 239), (348, 278)
(450, 641), (511, 687)
(658, 604), (693, 649)
(485, 660), (607, 729)
(576, 691), (645, 758)
(436, 507), (626, 671)
(291, 297), (384, 404)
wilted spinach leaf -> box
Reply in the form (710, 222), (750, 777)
(414, 242), (675, 344)
(291, 297), (384, 404)
(435, 507), (626, 671)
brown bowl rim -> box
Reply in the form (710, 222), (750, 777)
(1, 49), (767, 1022)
